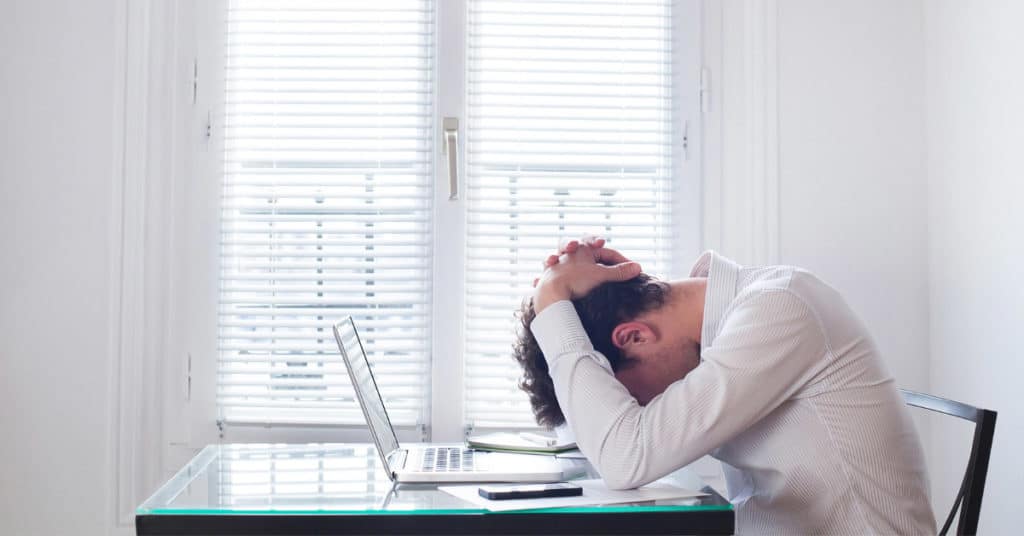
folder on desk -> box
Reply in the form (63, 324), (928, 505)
(467, 431), (578, 454)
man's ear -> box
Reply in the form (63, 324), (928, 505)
(611, 321), (657, 352)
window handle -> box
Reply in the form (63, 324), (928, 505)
(443, 117), (459, 201)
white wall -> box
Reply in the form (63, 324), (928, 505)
(775, 0), (931, 391)
(0, 1), (121, 535)
(925, 1), (1024, 533)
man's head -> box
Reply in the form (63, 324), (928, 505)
(513, 273), (702, 427)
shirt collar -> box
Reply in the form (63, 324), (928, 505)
(689, 251), (742, 351)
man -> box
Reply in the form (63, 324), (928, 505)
(515, 237), (936, 535)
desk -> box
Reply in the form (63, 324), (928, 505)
(137, 444), (733, 535)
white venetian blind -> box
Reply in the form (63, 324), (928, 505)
(218, 0), (435, 426)
(463, 0), (675, 428)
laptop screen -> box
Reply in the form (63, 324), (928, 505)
(332, 317), (401, 463)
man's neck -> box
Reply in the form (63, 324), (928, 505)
(667, 278), (707, 345)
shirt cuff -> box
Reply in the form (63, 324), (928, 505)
(530, 300), (610, 370)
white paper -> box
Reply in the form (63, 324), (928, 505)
(438, 479), (708, 512)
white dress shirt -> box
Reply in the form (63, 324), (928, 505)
(531, 251), (936, 535)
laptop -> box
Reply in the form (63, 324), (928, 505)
(332, 317), (567, 483)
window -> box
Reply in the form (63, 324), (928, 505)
(218, 0), (436, 427)
(462, 1), (676, 428)
(197, 0), (700, 442)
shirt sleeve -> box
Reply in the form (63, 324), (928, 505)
(530, 289), (829, 490)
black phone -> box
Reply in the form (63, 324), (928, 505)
(477, 482), (583, 500)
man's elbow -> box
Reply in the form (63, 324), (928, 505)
(600, 466), (656, 490)
(592, 434), (682, 490)
(595, 455), (651, 490)
(590, 419), (653, 490)
(601, 472), (639, 490)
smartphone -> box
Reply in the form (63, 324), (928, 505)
(477, 482), (583, 500)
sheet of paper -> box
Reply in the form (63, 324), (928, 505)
(438, 479), (708, 512)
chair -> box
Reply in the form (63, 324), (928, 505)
(900, 389), (997, 536)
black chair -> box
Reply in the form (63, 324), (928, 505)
(900, 389), (997, 536)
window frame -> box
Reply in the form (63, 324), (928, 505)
(168, 0), (705, 450)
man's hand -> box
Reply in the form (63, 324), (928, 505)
(532, 237), (641, 313)
(532, 236), (637, 286)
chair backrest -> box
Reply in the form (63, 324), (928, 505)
(900, 388), (997, 536)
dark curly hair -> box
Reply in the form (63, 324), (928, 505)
(512, 274), (671, 428)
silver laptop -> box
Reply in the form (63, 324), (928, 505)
(332, 317), (566, 483)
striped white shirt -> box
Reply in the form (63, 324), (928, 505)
(531, 251), (936, 535)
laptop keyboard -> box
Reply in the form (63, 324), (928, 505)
(418, 447), (475, 472)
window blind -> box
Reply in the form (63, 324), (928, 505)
(463, 0), (675, 429)
(218, 0), (435, 426)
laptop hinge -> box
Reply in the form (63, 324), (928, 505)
(387, 449), (408, 476)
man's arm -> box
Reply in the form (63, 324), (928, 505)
(531, 288), (829, 489)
